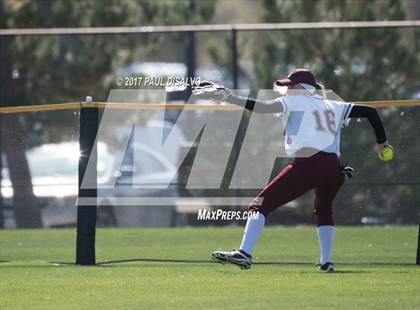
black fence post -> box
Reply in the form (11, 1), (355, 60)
(231, 28), (238, 89)
(76, 96), (98, 265)
(182, 0), (196, 101)
(0, 112), (3, 229)
(185, 30), (196, 99)
(416, 223), (420, 265)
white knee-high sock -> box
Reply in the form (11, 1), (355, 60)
(317, 225), (334, 264)
(239, 213), (265, 255)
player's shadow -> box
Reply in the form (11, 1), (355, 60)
(48, 259), (307, 267)
(299, 270), (368, 274)
(96, 258), (211, 265)
(3, 259), (414, 268)
(45, 259), (211, 267)
(95, 258), (316, 266)
(93, 259), (415, 267)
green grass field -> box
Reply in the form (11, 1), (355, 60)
(1, 226), (419, 309)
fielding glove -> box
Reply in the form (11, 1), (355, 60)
(192, 80), (231, 102)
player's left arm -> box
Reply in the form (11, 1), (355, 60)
(349, 104), (392, 153)
(192, 80), (284, 113)
(225, 94), (285, 113)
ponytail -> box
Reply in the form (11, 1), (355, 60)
(315, 83), (326, 98)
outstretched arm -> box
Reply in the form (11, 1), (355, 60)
(192, 80), (284, 113)
(226, 94), (285, 114)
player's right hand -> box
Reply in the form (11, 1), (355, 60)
(377, 142), (394, 161)
(376, 142), (393, 154)
(192, 80), (231, 102)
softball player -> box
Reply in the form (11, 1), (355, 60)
(194, 69), (391, 272)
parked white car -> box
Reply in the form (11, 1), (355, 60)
(1, 141), (114, 228)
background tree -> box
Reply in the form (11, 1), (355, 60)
(1, 0), (215, 228)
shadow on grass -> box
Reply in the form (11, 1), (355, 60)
(1, 258), (415, 268)
(306, 270), (369, 274)
(97, 258), (211, 265)
(93, 258), (415, 267)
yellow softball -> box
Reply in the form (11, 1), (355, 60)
(379, 146), (394, 161)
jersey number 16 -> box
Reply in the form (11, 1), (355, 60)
(313, 110), (336, 134)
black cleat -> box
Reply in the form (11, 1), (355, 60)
(211, 249), (252, 269)
(318, 262), (335, 272)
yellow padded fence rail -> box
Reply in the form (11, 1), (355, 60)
(0, 99), (420, 114)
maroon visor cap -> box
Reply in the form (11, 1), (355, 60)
(275, 69), (321, 89)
